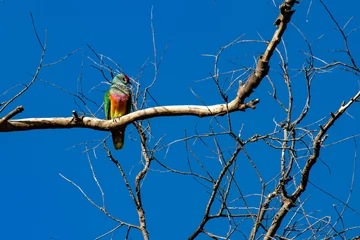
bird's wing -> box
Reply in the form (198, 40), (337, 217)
(104, 90), (111, 120)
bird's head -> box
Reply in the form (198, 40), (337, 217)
(112, 74), (131, 85)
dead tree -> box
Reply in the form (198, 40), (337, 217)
(1, 1), (360, 239)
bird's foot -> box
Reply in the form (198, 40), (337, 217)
(112, 116), (122, 123)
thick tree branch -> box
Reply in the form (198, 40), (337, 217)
(0, 99), (259, 132)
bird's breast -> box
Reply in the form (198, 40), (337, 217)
(109, 93), (129, 118)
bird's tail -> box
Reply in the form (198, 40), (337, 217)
(111, 127), (126, 150)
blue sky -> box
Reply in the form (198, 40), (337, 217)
(1, 0), (360, 239)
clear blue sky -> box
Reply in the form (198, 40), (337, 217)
(1, 0), (360, 239)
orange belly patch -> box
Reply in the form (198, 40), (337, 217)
(109, 94), (128, 119)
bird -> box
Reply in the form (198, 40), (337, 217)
(104, 74), (132, 150)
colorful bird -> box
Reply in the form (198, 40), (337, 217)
(104, 74), (132, 150)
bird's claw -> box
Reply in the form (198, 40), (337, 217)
(112, 116), (122, 123)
